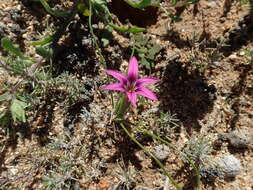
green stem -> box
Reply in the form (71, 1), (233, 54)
(88, 0), (114, 110)
(119, 123), (183, 190)
(136, 126), (200, 190)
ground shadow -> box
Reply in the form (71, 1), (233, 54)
(227, 63), (252, 130)
(105, 128), (145, 170)
(109, 0), (158, 27)
(52, 19), (99, 77)
(31, 88), (64, 145)
(0, 122), (32, 173)
(163, 4), (253, 57)
(220, 12), (253, 56)
(158, 61), (216, 133)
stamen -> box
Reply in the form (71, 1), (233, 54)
(125, 81), (136, 92)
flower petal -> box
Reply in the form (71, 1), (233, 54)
(136, 87), (158, 101)
(105, 70), (127, 82)
(128, 56), (138, 81)
(126, 92), (137, 106)
(103, 83), (125, 92)
(137, 77), (160, 87)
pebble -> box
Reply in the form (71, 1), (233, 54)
(200, 166), (221, 182)
(7, 23), (21, 33)
(239, 51), (245, 56)
(207, 1), (217, 8)
(218, 154), (241, 178)
(152, 145), (170, 161)
(228, 54), (238, 60)
(218, 129), (253, 150)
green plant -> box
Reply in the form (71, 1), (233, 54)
(124, 0), (161, 9)
(154, 111), (180, 138)
(0, 38), (43, 125)
(130, 34), (162, 70)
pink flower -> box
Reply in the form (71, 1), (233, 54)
(103, 56), (160, 106)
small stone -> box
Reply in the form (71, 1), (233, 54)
(226, 129), (253, 149)
(7, 23), (21, 33)
(228, 54), (238, 60)
(207, 1), (217, 8)
(16, 5), (22, 11)
(200, 166), (221, 182)
(134, 187), (151, 190)
(239, 51), (245, 56)
(152, 145), (170, 161)
(218, 154), (241, 178)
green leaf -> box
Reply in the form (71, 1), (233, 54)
(10, 99), (27, 123)
(0, 92), (10, 102)
(141, 57), (151, 69)
(0, 110), (12, 127)
(101, 26), (113, 46)
(38, 0), (69, 17)
(124, 0), (157, 9)
(183, 0), (200, 6)
(1, 38), (29, 60)
(147, 44), (162, 59)
(114, 94), (130, 119)
(77, 2), (90, 16)
(109, 23), (145, 34)
(36, 47), (53, 58)
(29, 36), (54, 46)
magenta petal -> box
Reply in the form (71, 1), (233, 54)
(136, 87), (158, 101)
(126, 92), (137, 106)
(128, 56), (138, 81)
(103, 83), (125, 92)
(105, 70), (127, 82)
(137, 77), (160, 86)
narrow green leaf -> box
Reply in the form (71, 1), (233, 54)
(1, 38), (29, 60)
(109, 23), (145, 34)
(10, 99), (27, 123)
(29, 36), (54, 46)
(36, 47), (53, 58)
(38, 0), (69, 17)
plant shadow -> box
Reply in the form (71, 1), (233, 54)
(109, 0), (158, 27)
(158, 61), (216, 134)
(0, 122), (32, 173)
(52, 20), (99, 77)
(104, 124), (152, 170)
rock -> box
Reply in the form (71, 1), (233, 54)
(135, 187), (150, 190)
(200, 166), (221, 182)
(7, 23), (21, 33)
(220, 129), (253, 149)
(152, 145), (170, 161)
(207, 1), (217, 8)
(239, 51), (245, 56)
(218, 154), (241, 178)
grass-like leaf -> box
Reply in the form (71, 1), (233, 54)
(29, 36), (54, 46)
(109, 23), (145, 34)
(37, 0), (70, 17)
(1, 38), (29, 60)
